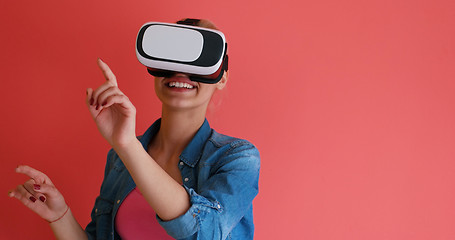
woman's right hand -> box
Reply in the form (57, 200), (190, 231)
(85, 58), (137, 149)
(8, 165), (68, 223)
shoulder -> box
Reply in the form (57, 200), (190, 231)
(209, 130), (258, 150)
(205, 130), (260, 168)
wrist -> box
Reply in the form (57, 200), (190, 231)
(113, 138), (142, 155)
(48, 205), (70, 224)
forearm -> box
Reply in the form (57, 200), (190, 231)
(114, 139), (190, 221)
(49, 209), (88, 240)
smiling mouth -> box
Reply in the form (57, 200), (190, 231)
(166, 81), (197, 89)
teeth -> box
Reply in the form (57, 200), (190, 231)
(168, 82), (194, 89)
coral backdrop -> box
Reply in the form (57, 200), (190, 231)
(1, 0), (454, 239)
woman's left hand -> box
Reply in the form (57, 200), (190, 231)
(8, 165), (68, 223)
(86, 59), (137, 148)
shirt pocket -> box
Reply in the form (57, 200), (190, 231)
(94, 200), (113, 216)
(93, 197), (114, 238)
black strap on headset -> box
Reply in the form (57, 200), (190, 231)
(177, 18), (201, 26)
(224, 54), (228, 71)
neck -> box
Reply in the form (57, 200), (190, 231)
(153, 106), (207, 158)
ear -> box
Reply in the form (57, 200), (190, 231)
(216, 71), (229, 90)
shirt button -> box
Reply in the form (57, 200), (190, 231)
(184, 178), (189, 182)
(217, 204), (221, 209)
(95, 208), (98, 213)
(117, 200), (120, 204)
(179, 161), (184, 166)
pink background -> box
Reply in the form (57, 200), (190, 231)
(1, 0), (455, 239)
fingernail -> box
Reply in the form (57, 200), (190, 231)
(29, 196), (37, 202)
(34, 184), (41, 190)
(39, 196), (46, 202)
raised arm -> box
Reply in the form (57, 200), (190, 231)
(86, 59), (190, 221)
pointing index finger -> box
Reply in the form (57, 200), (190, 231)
(98, 58), (118, 87)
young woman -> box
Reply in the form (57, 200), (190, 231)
(8, 19), (260, 240)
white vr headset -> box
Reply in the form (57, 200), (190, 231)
(136, 19), (228, 84)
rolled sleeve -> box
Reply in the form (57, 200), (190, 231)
(158, 142), (260, 240)
(157, 186), (224, 239)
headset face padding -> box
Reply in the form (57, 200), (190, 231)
(136, 22), (228, 84)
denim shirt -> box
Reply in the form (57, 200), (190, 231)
(85, 119), (260, 240)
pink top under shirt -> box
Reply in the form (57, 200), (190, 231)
(114, 187), (174, 240)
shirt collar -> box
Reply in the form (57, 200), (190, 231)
(180, 119), (211, 167)
(138, 118), (162, 151)
(139, 118), (212, 168)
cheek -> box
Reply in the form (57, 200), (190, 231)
(153, 78), (166, 102)
(154, 76), (164, 89)
(154, 77), (163, 87)
(198, 85), (218, 99)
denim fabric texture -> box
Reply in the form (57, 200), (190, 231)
(85, 119), (260, 240)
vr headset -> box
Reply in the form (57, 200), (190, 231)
(136, 19), (228, 84)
